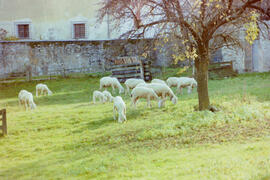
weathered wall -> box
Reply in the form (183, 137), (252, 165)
(0, 39), (173, 78)
(252, 24), (270, 72)
(1, 36), (270, 78)
(0, 0), (114, 40)
(221, 26), (270, 73)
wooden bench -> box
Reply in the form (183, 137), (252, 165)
(0, 109), (7, 135)
(4, 72), (27, 80)
(209, 61), (233, 71)
(111, 57), (152, 83)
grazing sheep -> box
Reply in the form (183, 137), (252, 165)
(113, 96), (127, 123)
(166, 77), (181, 88)
(176, 77), (197, 94)
(102, 90), (113, 102)
(36, 83), (53, 97)
(100, 77), (124, 94)
(136, 83), (178, 107)
(131, 86), (162, 108)
(151, 79), (167, 85)
(92, 90), (107, 104)
(18, 90), (36, 110)
(124, 78), (145, 95)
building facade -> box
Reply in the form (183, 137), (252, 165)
(0, 0), (116, 40)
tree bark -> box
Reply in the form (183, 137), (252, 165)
(195, 55), (210, 111)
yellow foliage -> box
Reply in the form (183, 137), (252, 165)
(177, 66), (189, 75)
(245, 11), (260, 45)
(172, 54), (186, 64)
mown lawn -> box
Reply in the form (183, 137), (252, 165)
(0, 72), (270, 179)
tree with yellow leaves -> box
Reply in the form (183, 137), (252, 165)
(98, 0), (270, 110)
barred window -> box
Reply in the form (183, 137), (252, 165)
(17, 24), (29, 39)
(74, 24), (85, 39)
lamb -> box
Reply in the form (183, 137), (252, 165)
(36, 83), (53, 97)
(113, 96), (127, 123)
(102, 90), (113, 102)
(92, 90), (107, 104)
(166, 77), (181, 88)
(136, 83), (178, 106)
(124, 78), (145, 95)
(131, 86), (162, 108)
(18, 90), (36, 110)
(151, 79), (167, 85)
(100, 76), (124, 94)
(176, 77), (198, 94)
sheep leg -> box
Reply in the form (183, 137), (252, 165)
(179, 87), (183, 95)
(99, 84), (103, 91)
(125, 85), (128, 95)
(36, 89), (38, 97)
(127, 86), (130, 96)
(93, 96), (96, 104)
(187, 86), (192, 94)
(131, 97), (135, 108)
(122, 110), (127, 122)
(23, 102), (27, 110)
(112, 85), (115, 94)
(134, 97), (139, 108)
(118, 112), (123, 123)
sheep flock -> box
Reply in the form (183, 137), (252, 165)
(17, 76), (197, 123)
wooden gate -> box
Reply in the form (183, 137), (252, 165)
(0, 109), (7, 135)
(111, 57), (152, 83)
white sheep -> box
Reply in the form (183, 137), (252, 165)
(18, 90), (36, 110)
(124, 78), (145, 95)
(92, 90), (107, 104)
(36, 83), (53, 97)
(100, 77), (124, 94)
(151, 79), (167, 85)
(136, 83), (178, 107)
(176, 77), (197, 94)
(113, 96), (127, 123)
(102, 90), (113, 102)
(131, 86), (162, 108)
(166, 77), (181, 88)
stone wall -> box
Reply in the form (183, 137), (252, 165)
(0, 39), (175, 78)
(1, 37), (270, 78)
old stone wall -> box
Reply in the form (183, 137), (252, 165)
(0, 39), (176, 78)
(1, 37), (270, 78)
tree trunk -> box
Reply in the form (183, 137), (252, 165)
(195, 56), (210, 111)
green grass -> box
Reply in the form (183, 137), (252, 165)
(0, 72), (270, 179)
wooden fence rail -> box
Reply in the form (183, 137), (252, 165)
(0, 109), (7, 135)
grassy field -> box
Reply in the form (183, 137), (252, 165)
(0, 71), (270, 179)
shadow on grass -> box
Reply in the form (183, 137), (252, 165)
(72, 108), (143, 133)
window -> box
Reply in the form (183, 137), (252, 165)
(74, 24), (85, 39)
(17, 24), (29, 39)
